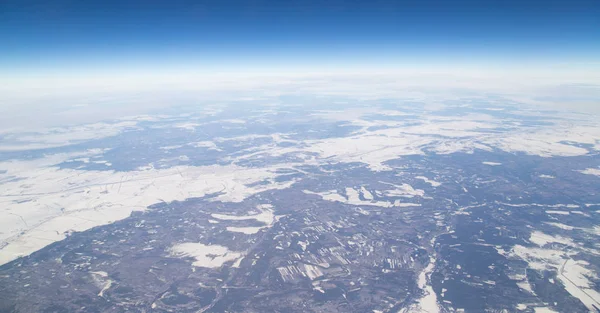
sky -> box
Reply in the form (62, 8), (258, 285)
(2, 0), (599, 73)
(0, 0), (600, 126)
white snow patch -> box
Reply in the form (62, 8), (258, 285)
(212, 205), (274, 225)
(489, 126), (593, 158)
(558, 259), (600, 311)
(482, 161), (502, 166)
(303, 188), (420, 208)
(579, 168), (600, 177)
(189, 141), (222, 151)
(90, 271), (108, 278)
(170, 243), (242, 268)
(159, 145), (184, 150)
(212, 205), (276, 235)
(544, 222), (576, 230)
(98, 280), (113, 297)
(174, 122), (201, 131)
(303, 264), (324, 280)
(225, 226), (265, 234)
(502, 242), (600, 311)
(298, 240), (309, 251)
(220, 119), (246, 124)
(516, 280), (535, 294)
(399, 256), (439, 313)
(539, 174), (555, 179)
(360, 186), (374, 200)
(529, 231), (575, 247)
(380, 182), (425, 198)
(0, 122), (139, 151)
(0, 154), (291, 266)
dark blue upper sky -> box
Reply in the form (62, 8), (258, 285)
(1, 0), (599, 72)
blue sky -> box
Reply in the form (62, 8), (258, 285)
(1, 0), (599, 73)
